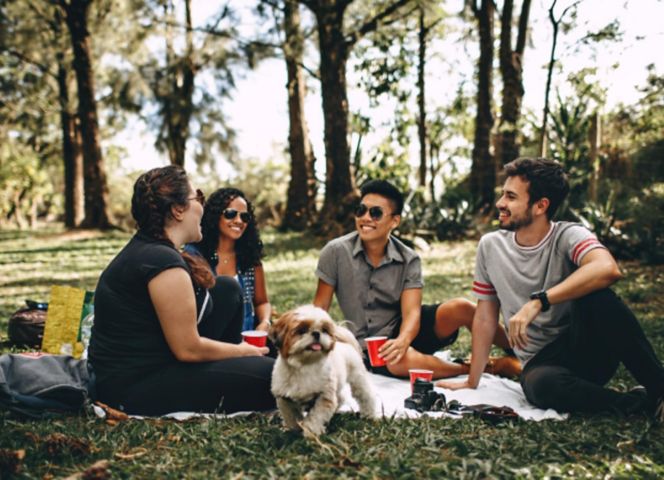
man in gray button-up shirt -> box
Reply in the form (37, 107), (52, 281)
(314, 179), (512, 379)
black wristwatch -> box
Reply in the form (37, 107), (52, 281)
(530, 290), (551, 312)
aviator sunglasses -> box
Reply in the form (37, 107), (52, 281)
(189, 189), (206, 207)
(223, 208), (252, 223)
(354, 203), (392, 221)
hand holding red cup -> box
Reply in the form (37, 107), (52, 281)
(242, 330), (268, 347)
(365, 336), (388, 367)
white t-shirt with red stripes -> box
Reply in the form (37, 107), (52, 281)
(472, 222), (606, 365)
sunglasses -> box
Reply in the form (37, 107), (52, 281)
(223, 208), (252, 223)
(354, 203), (392, 221)
(189, 189), (206, 207)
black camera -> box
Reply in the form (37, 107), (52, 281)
(404, 378), (447, 413)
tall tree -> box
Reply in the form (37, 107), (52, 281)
(58, 0), (112, 228)
(415, 3), (444, 190)
(300, 0), (414, 234)
(539, 0), (578, 157)
(467, 0), (496, 211)
(131, 1), (239, 171)
(282, 0), (317, 230)
(159, 0), (195, 167)
(53, 7), (84, 227)
(2, 1), (84, 227)
(497, 0), (531, 166)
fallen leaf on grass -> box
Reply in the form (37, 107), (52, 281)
(0, 449), (26, 475)
(114, 448), (148, 460)
(43, 433), (92, 457)
(63, 459), (111, 480)
(94, 401), (129, 424)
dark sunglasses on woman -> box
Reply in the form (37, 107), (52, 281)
(223, 208), (252, 223)
(354, 203), (391, 221)
(189, 189), (206, 207)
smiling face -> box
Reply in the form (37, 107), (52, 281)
(218, 196), (249, 242)
(355, 193), (400, 243)
(495, 175), (535, 231)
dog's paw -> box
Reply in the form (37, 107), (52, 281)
(283, 421), (302, 432)
(300, 420), (326, 438)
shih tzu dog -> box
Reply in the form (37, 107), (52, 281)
(269, 305), (376, 437)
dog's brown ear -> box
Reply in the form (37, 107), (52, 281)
(269, 312), (292, 350)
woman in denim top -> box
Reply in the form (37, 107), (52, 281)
(186, 188), (271, 332)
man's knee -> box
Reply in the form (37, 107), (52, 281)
(521, 366), (572, 410)
(437, 298), (475, 327)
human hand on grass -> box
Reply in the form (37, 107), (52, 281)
(378, 336), (410, 365)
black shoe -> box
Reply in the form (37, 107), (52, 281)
(614, 386), (651, 416)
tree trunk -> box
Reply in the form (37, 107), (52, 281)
(417, 6), (427, 189)
(56, 52), (84, 228)
(61, 0), (111, 228)
(588, 111), (601, 202)
(497, 0), (531, 166)
(469, 0), (496, 211)
(313, 3), (357, 235)
(282, 0), (317, 231)
(163, 0), (195, 167)
(540, 0), (573, 157)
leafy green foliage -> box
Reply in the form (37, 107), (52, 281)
(400, 187), (477, 242)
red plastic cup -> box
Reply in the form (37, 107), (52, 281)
(365, 336), (388, 367)
(409, 369), (434, 392)
(242, 330), (268, 347)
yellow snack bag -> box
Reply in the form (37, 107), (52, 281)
(41, 286), (93, 358)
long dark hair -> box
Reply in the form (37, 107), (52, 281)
(132, 166), (214, 288)
(194, 187), (264, 272)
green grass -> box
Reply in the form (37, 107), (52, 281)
(1, 226), (663, 478)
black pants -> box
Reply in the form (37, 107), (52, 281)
(98, 276), (275, 415)
(521, 289), (664, 414)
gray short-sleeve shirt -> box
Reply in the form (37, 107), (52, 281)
(472, 221), (606, 365)
(316, 232), (423, 343)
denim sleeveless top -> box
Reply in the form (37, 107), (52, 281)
(183, 244), (257, 331)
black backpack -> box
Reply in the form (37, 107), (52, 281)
(7, 300), (48, 347)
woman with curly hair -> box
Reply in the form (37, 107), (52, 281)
(89, 166), (274, 415)
(187, 188), (272, 332)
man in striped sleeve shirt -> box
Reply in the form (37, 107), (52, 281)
(438, 157), (664, 421)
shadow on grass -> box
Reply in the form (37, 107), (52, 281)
(1, 275), (101, 290)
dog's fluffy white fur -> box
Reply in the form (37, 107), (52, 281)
(269, 305), (376, 437)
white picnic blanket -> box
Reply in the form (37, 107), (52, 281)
(339, 371), (567, 421)
(93, 352), (567, 422)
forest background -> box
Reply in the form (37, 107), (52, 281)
(1, 0), (663, 257)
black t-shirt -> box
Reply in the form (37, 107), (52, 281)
(89, 232), (191, 384)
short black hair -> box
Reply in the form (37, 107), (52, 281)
(359, 179), (404, 215)
(503, 157), (570, 219)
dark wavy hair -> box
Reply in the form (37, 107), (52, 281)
(193, 187), (264, 272)
(503, 157), (570, 220)
(132, 166), (214, 288)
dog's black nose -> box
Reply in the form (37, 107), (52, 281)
(312, 331), (320, 341)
